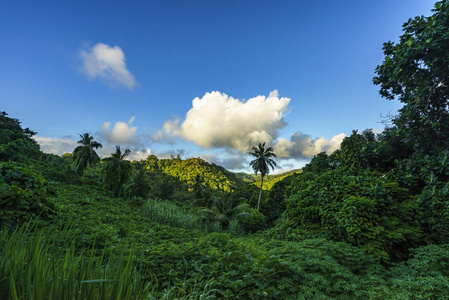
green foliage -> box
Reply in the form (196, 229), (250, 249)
(126, 168), (151, 199)
(335, 129), (380, 173)
(284, 168), (421, 262)
(417, 180), (449, 244)
(374, 1), (449, 153)
(0, 163), (446, 299)
(233, 183), (259, 209)
(0, 223), (153, 299)
(196, 191), (251, 230)
(303, 151), (332, 175)
(238, 207), (267, 233)
(103, 146), (132, 197)
(0, 111), (41, 162)
(0, 221), (220, 299)
(151, 172), (180, 201)
(142, 198), (222, 232)
(236, 168), (301, 190)
(151, 156), (244, 192)
(30, 152), (81, 184)
(192, 174), (204, 199)
(144, 154), (159, 172)
(0, 162), (56, 225)
(72, 133), (103, 176)
(381, 244), (449, 298)
(262, 174), (295, 225)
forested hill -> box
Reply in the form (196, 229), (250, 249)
(140, 155), (246, 191)
(235, 168), (302, 190)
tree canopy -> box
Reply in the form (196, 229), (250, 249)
(72, 133), (102, 176)
(103, 146), (132, 197)
(373, 0), (449, 152)
(0, 111), (40, 162)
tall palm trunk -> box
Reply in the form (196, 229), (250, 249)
(257, 175), (264, 211)
(249, 142), (277, 211)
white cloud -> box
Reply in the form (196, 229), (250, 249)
(96, 145), (154, 161)
(98, 116), (139, 145)
(79, 43), (136, 89)
(128, 149), (153, 161)
(34, 136), (77, 155)
(33, 118), (155, 162)
(273, 132), (346, 159)
(155, 90), (290, 152)
(152, 116), (182, 144)
(95, 117), (157, 161)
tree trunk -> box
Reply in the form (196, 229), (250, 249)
(257, 175), (264, 211)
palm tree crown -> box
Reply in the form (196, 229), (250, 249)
(197, 191), (251, 230)
(103, 146), (132, 197)
(248, 142), (277, 210)
(109, 145), (131, 161)
(72, 133), (103, 176)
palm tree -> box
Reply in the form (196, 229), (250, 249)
(103, 146), (132, 197)
(248, 142), (277, 211)
(127, 168), (151, 198)
(72, 133), (103, 176)
(197, 191), (251, 230)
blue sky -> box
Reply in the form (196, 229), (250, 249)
(0, 0), (436, 172)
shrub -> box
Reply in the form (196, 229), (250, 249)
(418, 181), (449, 244)
(0, 111), (41, 162)
(283, 168), (421, 262)
(239, 207), (267, 233)
(0, 162), (56, 225)
(142, 198), (222, 232)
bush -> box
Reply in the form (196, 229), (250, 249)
(239, 207), (267, 233)
(418, 181), (449, 244)
(283, 168), (421, 262)
(262, 175), (295, 225)
(0, 162), (56, 225)
(142, 198), (222, 232)
(0, 111), (41, 162)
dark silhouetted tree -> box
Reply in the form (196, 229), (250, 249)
(103, 146), (132, 197)
(249, 142), (276, 210)
(72, 133), (102, 176)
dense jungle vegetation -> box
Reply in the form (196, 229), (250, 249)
(2, 2), (449, 298)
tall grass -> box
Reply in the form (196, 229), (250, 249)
(142, 199), (222, 232)
(0, 221), (218, 299)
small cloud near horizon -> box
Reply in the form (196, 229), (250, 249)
(33, 136), (78, 155)
(273, 132), (346, 160)
(98, 116), (139, 146)
(202, 152), (248, 171)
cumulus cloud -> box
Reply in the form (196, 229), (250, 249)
(127, 149), (153, 161)
(155, 90), (290, 152)
(273, 132), (346, 159)
(34, 136), (78, 155)
(79, 43), (136, 89)
(95, 144), (154, 161)
(32, 117), (155, 162)
(152, 117), (181, 144)
(98, 116), (139, 145)
(95, 116), (159, 160)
